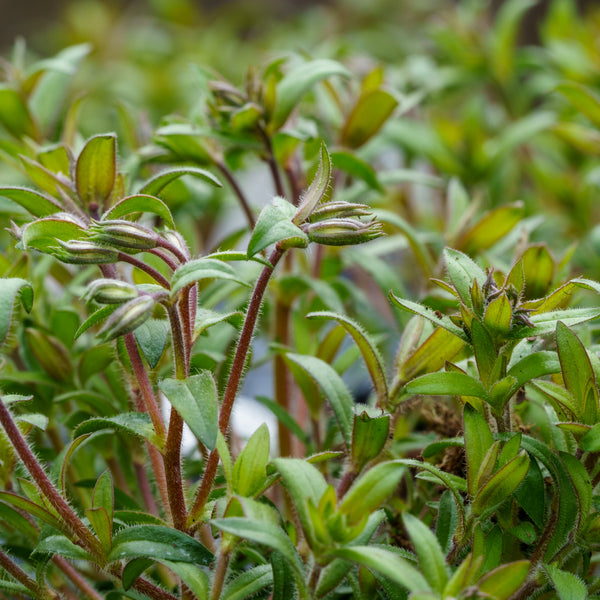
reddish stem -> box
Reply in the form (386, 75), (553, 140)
(117, 253), (171, 289)
(52, 556), (103, 600)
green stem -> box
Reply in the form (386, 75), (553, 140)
(0, 397), (103, 560)
(209, 546), (231, 600)
(187, 246), (286, 526)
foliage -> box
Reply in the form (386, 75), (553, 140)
(1, 1), (600, 599)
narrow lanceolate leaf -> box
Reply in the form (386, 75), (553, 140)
(103, 194), (175, 229)
(272, 58), (351, 128)
(545, 564), (587, 600)
(444, 248), (487, 309)
(341, 88), (398, 149)
(405, 372), (489, 401)
(170, 258), (247, 296)
(248, 198), (309, 257)
(464, 404), (494, 499)
(516, 307), (600, 338)
(484, 293), (512, 337)
(389, 295), (468, 341)
(232, 424), (270, 497)
(222, 565), (273, 600)
(339, 462), (405, 526)
(159, 372), (218, 450)
(328, 546), (431, 594)
(137, 166), (221, 196)
(86, 507), (112, 551)
(557, 81), (600, 129)
(0, 491), (64, 532)
(556, 321), (598, 424)
(75, 133), (116, 207)
(403, 513), (448, 593)
(471, 452), (530, 517)
(74, 413), (161, 449)
(0, 278), (33, 346)
(211, 518), (305, 582)
(477, 560), (530, 600)
(284, 353), (354, 447)
(307, 311), (388, 405)
(0, 85), (37, 139)
(351, 411), (389, 470)
(109, 525), (212, 565)
(0, 186), (62, 217)
(293, 143), (332, 224)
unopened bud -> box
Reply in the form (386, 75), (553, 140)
(98, 295), (155, 341)
(53, 240), (119, 264)
(305, 218), (383, 246)
(162, 230), (190, 260)
(84, 279), (139, 304)
(89, 220), (159, 250)
(309, 201), (372, 223)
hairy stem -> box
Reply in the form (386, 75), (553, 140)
(164, 305), (189, 530)
(215, 160), (255, 229)
(187, 246), (286, 525)
(209, 546), (231, 600)
(0, 548), (57, 599)
(0, 398), (103, 559)
(118, 253), (171, 289)
(52, 556), (103, 600)
(124, 333), (166, 440)
(258, 126), (286, 198)
(274, 296), (292, 457)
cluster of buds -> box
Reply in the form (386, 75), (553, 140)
(481, 268), (534, 329)
(302, 201), (382, 247)
(97, 295), (156, 342)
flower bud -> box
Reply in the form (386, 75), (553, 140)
(89, 220), (159, 250)
(98, 295), (155, 341)
(84, 279), (139, 304)
(162, 230), (190, 260)
(309, 201), (372, 223)
(52, 240), (119, 264)
(305, 218), (383, 246)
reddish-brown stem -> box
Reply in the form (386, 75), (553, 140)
(124, 333), (166, 440)
(52, 556), (103, 600)
(180, 288), (194, 359)
(117, 253), (171, 289)
(188, 246), (285, 525)
(336, 469), (357, 499)
(149, 248), (179, 271)
(209, 546), (231, 600)
(156, 238), (187, 264)
(258, 126), (286, 198)
(0, 547), (55, 599)
(274, 297), (292, 457)
(164, 305), (189, 530)
(0, 398), (103, 559)
(134, 461), (159, 516)
(215, 160), (255, 229)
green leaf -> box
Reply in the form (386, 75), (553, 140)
(0, 186), (62, 217)
(484, 294), (513, 337)
(294, 143), (332, 224)
(477, 560), (530, 600)
(328, 546), (430, 594)
(93, 470), (114, 522)
(134, 319), (169, 369)
(75, 305), (119, 339)
(0, 491), (63, 532)
(471, 452), (530, 517)
(0, 85), (37, 139)
(22, 214), (87, 252)
(103, 195), (175, 229)
(162, 561), (209, 600)
(273, 457), (327, 547)
(556, 321), (598, 424)
(35, 534), (93, 561)
(406, 372), (489, 401)
(232, 423), (270, 497)
(271, 552), (297, 600)
(222, 565), (273, 600)
(581, 423), (600, 451)
(211, 517), (306, 585)
(248, 198), (309, 257)
(458, 203), (524, 255)
(122, 558), (154, 590)
(255, 395), (309, 446)
(444, 248), (487, 309)
(351, 411), (390, 471)
(472, 319), (496, 387)
(86, 506), (112, 551)
(522, 308), (600, 338)
(159, 373), (218, 450)
(284, 353), (354, 447)
(137, 166), (221, 196)
(76, 133), (116, 207)
(506, 351), (561, 391)
(557, 81), (600, 129)
(0, 278), (33, 346)
(74, 413), (161, 449)
(339, 461), (405, 526)
(341, 88), (398, 149)
(545, 564), (587, 600)
(272, 58), (350, 128)
(403, 512), (448, 593)
(464, 404), (494, 498)
(109, 525), (212, 565)
(330, 150), (382, 191)
(307, 311), (388, 405)
(436, 490), (458, 554)
(170, 258), (247, 296)
(389, 295), (468, 341)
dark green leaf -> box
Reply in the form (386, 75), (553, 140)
(74, 413), (161, 449)
(138, 166), (221, 196)
(0, 186), (61, 217)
